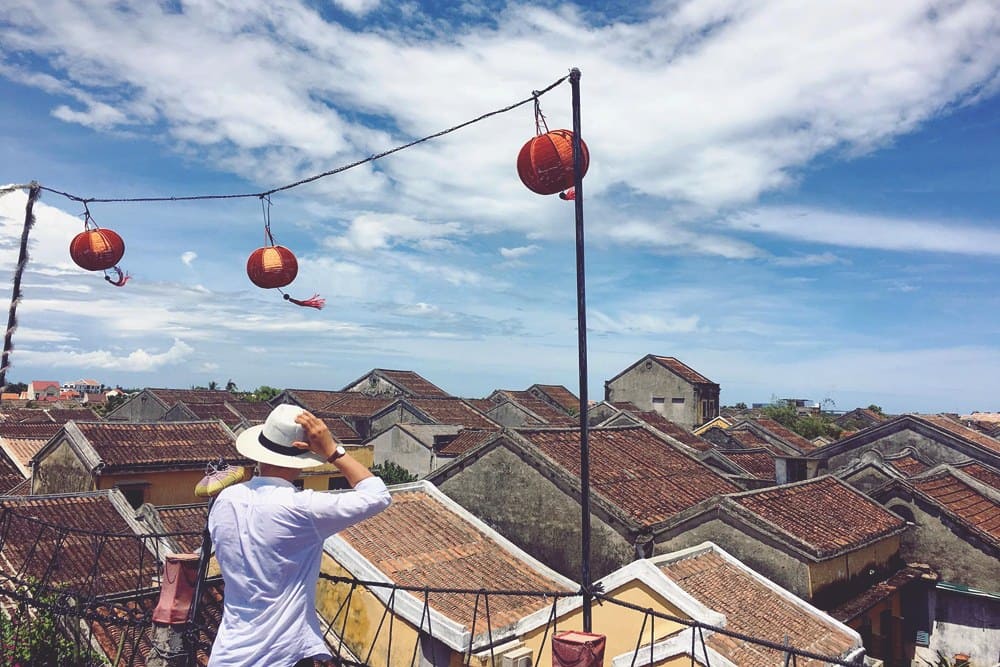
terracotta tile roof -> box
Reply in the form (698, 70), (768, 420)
(724, 449), (776, 481)
(920, 414), (1000, 454)
(659, 549), (856, 666)
(752, 417), (817, 453)
(0, 407), (53, 423)
(224, 400), (273, 421)
(181, 402), (244, 427)
(89, 581), (224, 666)
(496, 391), (576, 425)
(73, 422), (245, 471)
(728, 429), (775, 450)
(884, 453), (930, 477)
(611, 401), (641, 411)
(954, 461), (1000, 492)
(0, 421), (63, 439)
(1, 436), (51, 472)
(630, 411), (711, 451)
(286, 389), (353, 411)
(830, 565), (936, 623)
(0, 492), (159, 595)
(322, 394), (395, 417)
(46, 407), (101, 423)
(436, 429), (500, 457)
(910, 470), (1000, 544)
(338, 488), (572, 633)
(155, 503), (209, 553)
(517, 427), (739, 526)
(148, 388), (236, 406)
(528, 384), (579, 413)
(731, 477), (906, 558)
(0, 447), (25, 493)
(310, 413), (363, 442)
(652, 356), (715, 384)
(377, 369), (451, 398)
(408, 398), (498, 430)
(464, 398), (496, 414)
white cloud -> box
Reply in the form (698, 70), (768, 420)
(18, 339), (193, 371)
(327, 213), (464, 252)
(181, 251), (197, 266)
(500, 245), (539, 259)
(728, 206), (1000, 256)
(590, 310), (701, 335)
(332, 0), (381, 16)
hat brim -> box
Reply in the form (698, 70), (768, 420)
(236, 424), (327, 469)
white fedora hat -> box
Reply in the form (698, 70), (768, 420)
(236, 404), (326, 469)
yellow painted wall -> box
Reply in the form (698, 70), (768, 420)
(300, 445), (374, 491)
(807, 536), (901, 596)
(317, 555), (691, 667)
(98, 470), (208, 506)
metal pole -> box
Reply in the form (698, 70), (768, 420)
(569, 67), (592, 632)
(1, 182), (40, 389)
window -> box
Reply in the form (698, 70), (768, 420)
(328, 477), (351, 491)
(651, 397), (665, 405)
(116, 483), (148, 509)
(671, 397), (685, 404)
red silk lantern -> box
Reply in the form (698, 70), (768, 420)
(517, 129), (589, 195)
(69, 228), (125, 272)
(246, 245), (298, 289)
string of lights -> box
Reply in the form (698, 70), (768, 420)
(34, 73), (570, 205)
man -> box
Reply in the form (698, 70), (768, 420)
(208, 404), (391, 667)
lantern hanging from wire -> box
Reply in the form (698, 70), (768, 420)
(69, 205), (130, 287)
(517, 95), (589, 196)
(246, 197), (324, 309)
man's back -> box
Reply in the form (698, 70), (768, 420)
(208, 475), (390, 667)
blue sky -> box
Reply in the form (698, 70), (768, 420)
(0, 0), (997, 414)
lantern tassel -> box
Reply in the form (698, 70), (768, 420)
(559, 187), (576, 201)
(104, 266), (131, 288)
(283, 293), (325, 309)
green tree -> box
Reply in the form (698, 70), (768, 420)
(207, 380), (219, 391)
(370, 461), (418, 485)
(733, 402), (748, 410)
(0, 592), (106, 665)
(225, 379), (238, 392)
(249, 385), (281, 402)
(867, 404), (885, 416)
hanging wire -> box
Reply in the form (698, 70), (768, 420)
(35, 74), (570, 206)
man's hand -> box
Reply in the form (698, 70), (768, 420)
(293, 410), (337, 460)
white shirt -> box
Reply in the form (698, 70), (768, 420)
(207, 475), (391, 667)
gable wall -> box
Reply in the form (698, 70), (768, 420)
(823, 429), (983, 473)
(654, 517), (811, 599)
(437, 445), (634, 580)
(486, 402), (538, 427)
(883, 498), (1000, 593)
(345, 375), (402, 398)
(806, 535), (901, 606)
(371, 428), (435, 477)
(32, 438), (95, 494)
(606, 364), (699, 427)
(370, 404), (427, 439)
(105, 391), (167, 422)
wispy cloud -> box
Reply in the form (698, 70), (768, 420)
(727, 206), (1000, 256)
(181, 251), (197, 266)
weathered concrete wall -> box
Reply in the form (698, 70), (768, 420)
(807, 536), (901, 601)
(437, 445), (634, 580)
(485, 402), (536, 427)
(654, 517), (812, 598)
(371, 427), (434, 477)
(885, 500), (1000, 592)
(920, 588), (1000, 667)
(32, 439), (94, 494)
(370, 404), (425, 439)
(345, 374), (403, 398)
(840, 466), (895, 494)
(824, 430), (972, 472)
(606, 363), (698, 426)
(105, 391), (168, 422)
